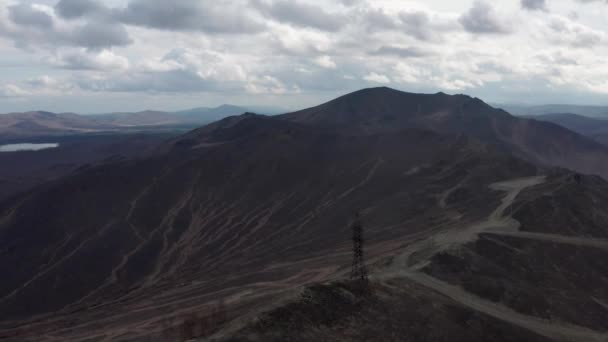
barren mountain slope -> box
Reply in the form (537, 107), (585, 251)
(0, 114), (539, 341)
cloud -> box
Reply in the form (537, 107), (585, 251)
(358, 7), (453, 41)
(393, 62), (429, 84)
(55, 0), (106, 19)
(314, 56), (337, 69)
(267, 25), (333, 56)
(399, 11), (436, 41)
(535, 51), (579, 65)
(51, 49), (130, 71)
(252, 0), (346, 31)
(53, 0), (266, 34)
(459, 1), (510, 34)
(0, 3), (132, 50)
(70, 20), (132, 49)
(364, 72), (390, 83)
(545, 15), (604, 48)
(76, 47), (249, 93)
(371, 45), (428, 58)
(118, 0), (264, 34)
(2, 0), (608, 110)
(25, 76), (60, 88)
(0, 84), (29, 98)
(77, 70), (218, 93)
(521, 0), (548, 11)
(340, 0), (363, 6)
(22, 75), (75, 95)
(360, 8), (399, 32)
(8, 3), (54, 28)
(245, 75), (298, 94)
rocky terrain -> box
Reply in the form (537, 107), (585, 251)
(1, 88), (608, 341)
(223, 172), (608, 342)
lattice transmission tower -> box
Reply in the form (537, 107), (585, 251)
(350, 212), (369, 291)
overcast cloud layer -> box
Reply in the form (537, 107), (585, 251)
(0, 0), (607, 113)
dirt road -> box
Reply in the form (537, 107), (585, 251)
(381, 176), (608, 342)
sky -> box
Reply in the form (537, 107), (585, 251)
(0, 0), (608, 113)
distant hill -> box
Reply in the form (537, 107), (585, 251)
(94, 105), (251, 127)
(526, 113), (608, 146)
(0, 105), (268, 139)
(0, 111), (113, 139)
(502, 104), (608, 118)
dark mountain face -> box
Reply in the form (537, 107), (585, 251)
(0, 133), (174, 202)
(2, 88), (608, 341)
(281, 87), (608, 179)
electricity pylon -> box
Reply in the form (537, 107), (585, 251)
(350, 212), (369, 293)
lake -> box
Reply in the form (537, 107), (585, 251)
(0, 143), (59, 152)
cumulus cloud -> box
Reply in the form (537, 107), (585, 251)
(75, 47), (249, 93)
(459, 1), (511, 34)
(340, 0), (363, 6)
(364, 72), (390, 83)
(314, 56), (337, 69)
(119, 0), (264, 34)
(51, 49), (130, 71)
(535, 51), (579, 65)
(521, 0), (548, 11)
(545, 15), (604, 48)
(359, 8), (399, 32)
(0, 84), (29, 97)
(1, 0), (608, 109)
(8, 3), (54, 28)
(77, 70), (218, 93)
(56, 0), (267, 34)
(246, 75), (299, 94)
(69, 20), (132, 49)
(55, 0), (107, 19)
(22, 75), (75, 95)
(399, 11), (436, 41)
(370, 46), (428, 58)
(0, 3), (132, 50)
(252, 0), (346, 31)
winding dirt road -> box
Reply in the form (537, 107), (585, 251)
(381, 176), (608, 342)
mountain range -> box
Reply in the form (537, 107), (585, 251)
(0, 105), (282, 139)
(501, 104), (608, 118)
(1, 87), (608, 341)
(526, 113), (608, 147)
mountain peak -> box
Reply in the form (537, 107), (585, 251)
(281, 87), (492, 129)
